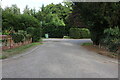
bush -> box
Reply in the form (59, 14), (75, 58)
(11, 31), (25, 43)
(69, 28), (90, 39)
(32, 28), (42, 42)
(27, 27), (42, 42)
(101, 27), (120, 52)
(11, 30), (31, 43)
(80, 28), (91, 38)
(69, 28), (81, 39)
(42, 26), (65, 38)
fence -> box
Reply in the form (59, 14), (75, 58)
(0, 35), (32, 50)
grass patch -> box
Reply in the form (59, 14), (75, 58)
(1, 42), (42, 59)
(0, 54), (7, 59)
(82, 42), (93, 46)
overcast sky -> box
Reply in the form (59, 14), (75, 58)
(1, 0), (64, 13)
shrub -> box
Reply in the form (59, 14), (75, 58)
(42, 26), (65, 38)
(11, 32), (25, 43)
(11, 30), (31, 43)
(69, 28), (90, 39)
(32, 28), (42, 42)
(69, 28), (81, 39)
(27, 27), (42, 42)
(101, 27), (120, 52)
(80, 28), (91, 38)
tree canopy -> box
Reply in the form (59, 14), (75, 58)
(68, 2), (120, 45)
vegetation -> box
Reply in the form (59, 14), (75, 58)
(2, 3), (73, 39)
(1, 2), (120, 54)
(82, 43), (93, 46)
(69, 28), (90, 39)
(101, 27), (120, 52)
(35, 3), (72, 38)
(68, 2), (120, 53)
(68, 2), (120, 45)
(10, 30), (31, 43)
(1, 42), (42, 59)
(2, 5), (42, 42)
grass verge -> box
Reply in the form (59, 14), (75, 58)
(1, 42), (42, 59)
(82, 42), (93, 46)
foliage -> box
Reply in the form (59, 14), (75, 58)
(69, 28), (82, 39)
(2, 5), (42, 42)
(27, 27), (42, 42)
(2, 12), (20, 31)
(80, 28), (91, 38)
(69, 28), (90, 39)
(2, 2), (73, 39)
(69, 2), (120, 45)
(23, 5), (36, 16)
(32, 28), (42, 42)
(19, 14), (41, 30)
(101, 27), (120, 52)
(11, 30), (31, 43)
(3, 4), (20, 15)
(35, 3), (72, 37)
(41, 13), (66, 38)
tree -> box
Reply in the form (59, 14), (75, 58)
(17, 14), (41, 30)
(35, 3), (72, 37)
(26, 27), (42, 42)
(3, 4), (20, 15)
(68, 2), (120, 45)
(42, 13), (65, 38)
(2, 11), (20, 31)
(0, 5), (2, 31)
(10, 4), (20, 15)
(23, 5), (31, 15)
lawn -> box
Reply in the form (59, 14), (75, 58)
(1, 42), (42, 59)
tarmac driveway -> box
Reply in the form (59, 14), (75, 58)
(2, 39), (118, 78)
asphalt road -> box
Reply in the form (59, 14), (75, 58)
(2, 39), (118, 78)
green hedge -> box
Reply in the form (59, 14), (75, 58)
(69, 28), (91, 39)
(27, 27), (42, 42)
(42, 26), (65, 38)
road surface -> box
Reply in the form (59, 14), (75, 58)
(2, 39), (118, 78)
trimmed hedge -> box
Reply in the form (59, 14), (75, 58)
(42, 26), (65, 38)
(69, 28), (90, 39)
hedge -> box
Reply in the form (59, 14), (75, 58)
(42, 26), (65, 38)
(27, 27), (42, 42)
(69, 28), (91, 39)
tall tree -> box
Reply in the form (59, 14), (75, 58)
(3, 4), (20, 14)
(10, 4), (20, 14)
(23, 5), (31, 15)
(69, 2), (120, 45)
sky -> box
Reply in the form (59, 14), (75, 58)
(1, 0), (64, 13)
